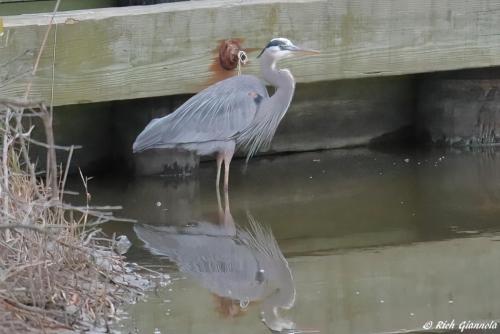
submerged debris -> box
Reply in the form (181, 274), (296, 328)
(114, 235), (133, 255)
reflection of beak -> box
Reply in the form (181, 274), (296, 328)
(294, 329), (320, 333)
(287, 45), (321, 55)
(274, 329), (320, 334)
(290, 329), (320, 334)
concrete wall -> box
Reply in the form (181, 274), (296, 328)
(30, 102), (114, 174)
(417, 68), (500, 146)
(271, 77), (415, 153)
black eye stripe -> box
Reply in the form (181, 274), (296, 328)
(257, 39), (291, 58)
(266, 39), (288, 49)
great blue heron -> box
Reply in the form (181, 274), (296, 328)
(132, 38), (319, 190)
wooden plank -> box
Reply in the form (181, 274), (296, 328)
(0, 1), (37, 3)
(0, 0), (116, 15)
(2, 0), (500, 106)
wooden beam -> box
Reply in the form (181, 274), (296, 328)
(0, 0), (116, 16)
(2, 0), (500, 106)
(0, 1), (37, 3)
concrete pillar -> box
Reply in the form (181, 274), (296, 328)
(271, 77), (416, 153)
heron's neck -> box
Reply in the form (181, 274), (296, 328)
(260, 55), (295, 95)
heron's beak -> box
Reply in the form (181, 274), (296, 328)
(287, 45), (320, 55)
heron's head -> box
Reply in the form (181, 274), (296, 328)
(257, 38), (319, 61)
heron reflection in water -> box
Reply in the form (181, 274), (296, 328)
(134, 191), (316, 333)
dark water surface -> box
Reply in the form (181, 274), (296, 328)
(68, 148), (500, 334)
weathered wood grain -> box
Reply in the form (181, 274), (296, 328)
(0, 0), (116, 15)
(1, 1), (37, 3)
(2, 0), (500, 105)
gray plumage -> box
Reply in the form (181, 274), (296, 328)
(133, 210), (296, 332)
(133, 38), (319, 189)
(132, 75), (269, 156)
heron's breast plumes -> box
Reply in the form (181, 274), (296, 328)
(236, 84), (294, 161)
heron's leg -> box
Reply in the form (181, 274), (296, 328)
(224, 188), (230, 212)
(222, 189), (236, 235)
(223, 149), (234, 192)
(216, 153), (223, 189)
(216, 184), (223, 223)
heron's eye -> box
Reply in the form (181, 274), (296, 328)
(240, 53), (246, 61)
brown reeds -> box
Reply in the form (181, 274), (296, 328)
(0, 2), (153, 331)
(0, 99), (147, 333)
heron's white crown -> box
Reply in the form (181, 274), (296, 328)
(258, 37), (297, 60)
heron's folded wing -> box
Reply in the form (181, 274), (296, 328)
(133, 75), (268, 152)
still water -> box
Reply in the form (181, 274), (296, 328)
(70, 148), (500, 334)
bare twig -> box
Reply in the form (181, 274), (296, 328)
(0, 223), (64, 231)
(50, 23), (58, 112)
(60, 145), (74, 202)
(38, 103), (58, 199)
(24, 0), (62, 100)
(21, 136), (82, 152)
(2, 108), (12, 223)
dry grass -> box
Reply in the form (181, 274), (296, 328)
(0, 99), (147, 333)
(0, 2), (151, 332)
